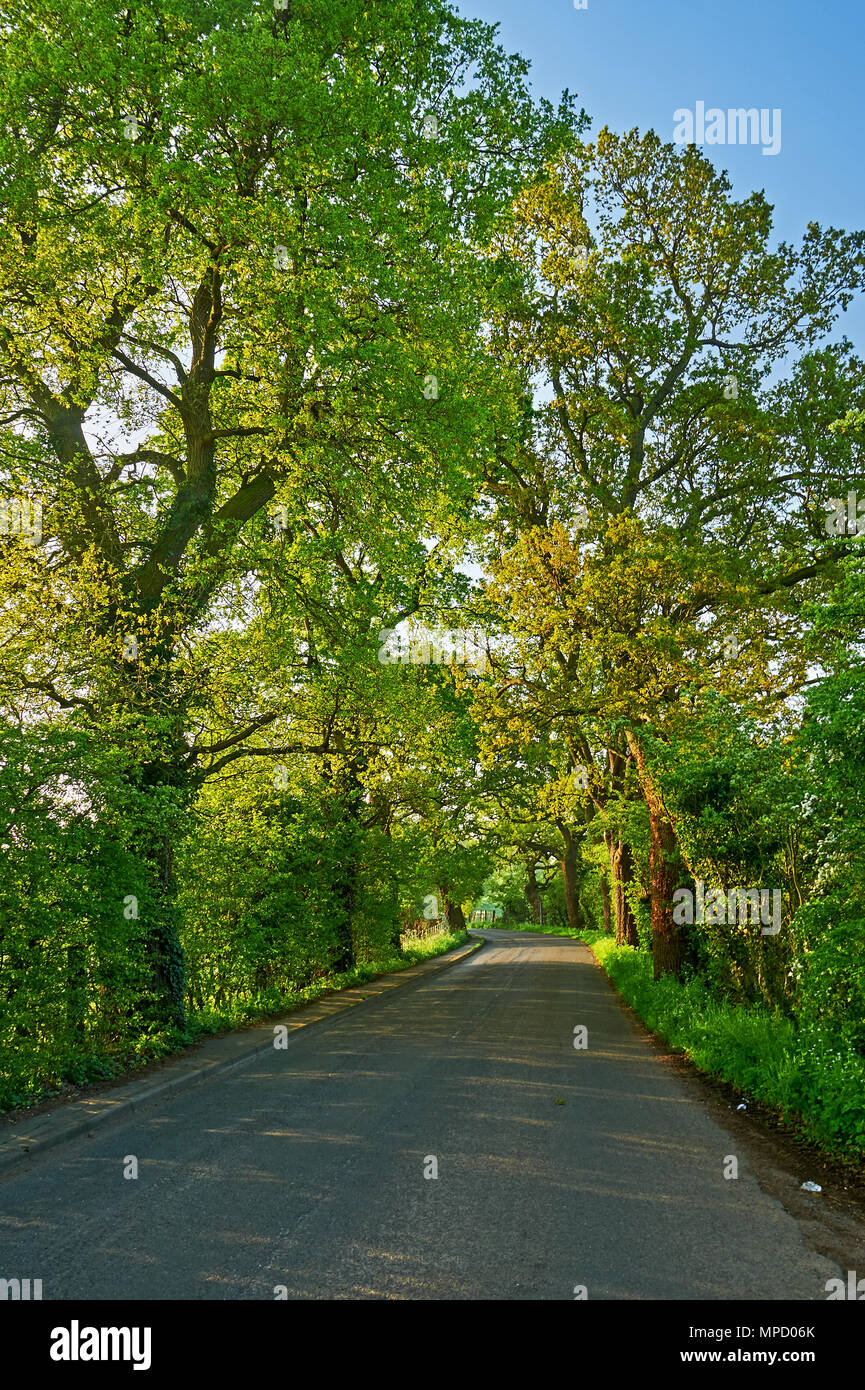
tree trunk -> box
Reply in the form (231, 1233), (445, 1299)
(325, 761), (362, 974)
(599, 873), (612, 934)
(66, 943), (87, 1039)
(137, 821), (188, 1031)
(525, 862), (542, 924)
(559, 826), (582, 932)
(331, 850), (358, 974)
(115, 656), (191, 1032)
(387, 888), (402, 952)
(647, 820), (688, 978)
(438, 888), (466, 934)
(626, 732), (687, 979)
(606, 832), (639, 947)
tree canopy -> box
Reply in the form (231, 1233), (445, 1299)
(2, 0), (864, 1160)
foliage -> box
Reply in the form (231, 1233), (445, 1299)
(583, 930), (865, 1158)
(0, 0), (864, 1170)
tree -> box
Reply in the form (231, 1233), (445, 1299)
(0, 0), (578, 1025)
(476, 129), (864, 975)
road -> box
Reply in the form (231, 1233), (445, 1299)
(0, 929), (846, 1299)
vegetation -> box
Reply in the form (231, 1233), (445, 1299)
(1, 0), (864, 1160)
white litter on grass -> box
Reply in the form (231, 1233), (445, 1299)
(801, 1181), (822, 1193)
(737, 1103), (747, 1111)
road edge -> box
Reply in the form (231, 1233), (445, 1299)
(0, 934), (485, 1178)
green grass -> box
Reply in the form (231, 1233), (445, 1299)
(184, 929), (470, 1044)
(483, 921), (865, 1161)
(472, 920), (581, 938)
(2, 930), (470, 1115)
(581, 929), (865, 1161)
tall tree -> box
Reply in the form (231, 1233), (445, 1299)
(477, 130), (864, 974)
(0, 0), (578, 1024)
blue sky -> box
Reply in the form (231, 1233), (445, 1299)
(456, 0), (865, 350)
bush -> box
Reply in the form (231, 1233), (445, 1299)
(582, 929), (865, 1158)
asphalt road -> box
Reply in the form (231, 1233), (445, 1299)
(0, 929), (845, 1299)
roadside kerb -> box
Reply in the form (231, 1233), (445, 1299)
(0, 934), (485, 1176)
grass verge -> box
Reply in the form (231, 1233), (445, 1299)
(185, 929), (470, 1043)
(2, 930), (470, 1116)
(489, 922), (865, 1161)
